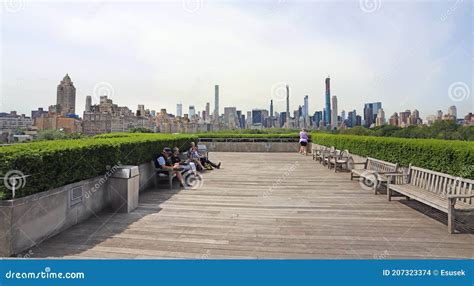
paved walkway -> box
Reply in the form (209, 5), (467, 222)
(27, 152), (473, 259)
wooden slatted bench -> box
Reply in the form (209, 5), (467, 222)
(387, 166), (474, 233)
(155, 169), (176, 190)
(328, 149), (352, 172)
(350, 157), (400, 194)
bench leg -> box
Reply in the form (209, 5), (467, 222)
(387, 187), (392, 201)
(373, 183), (378, 195)
(169, 174), (173, 190)
(448, 198), (456, 234)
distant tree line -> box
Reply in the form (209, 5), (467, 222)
(333, 120), (474, 141)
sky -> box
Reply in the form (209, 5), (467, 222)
(0, 0), (472, 121)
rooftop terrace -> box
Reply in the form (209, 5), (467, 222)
(26, 152), (473, 259)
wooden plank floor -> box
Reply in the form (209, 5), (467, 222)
(27, 152), (473, 259)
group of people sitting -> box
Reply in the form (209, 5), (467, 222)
(154, 142), (221, 187)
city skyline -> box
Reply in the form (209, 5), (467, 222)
(1, 1), (472, 119)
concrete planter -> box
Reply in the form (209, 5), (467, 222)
(0, 161), (158, 257)
(0, 176), (108, 257)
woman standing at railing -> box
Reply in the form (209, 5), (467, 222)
(299, 129), (309, 156)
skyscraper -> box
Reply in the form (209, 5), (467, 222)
(252, 109), (264, 126)
(214, 85), (219, 122)
(224, 107), (238, 128)
(363, 102), (382, 127)
(57, 73), (76, 115)
(325, 77), (331, 125)
(303, 95), (309, 128)
(313, 111), (323, 128)
(270, 100), (274, 128)
(205, 102), (210, 121)
(270, 100), (274, 118)
(375, 108), (385, 126)
(448, 105), (457, 119)
(177, 103), (183, 117)
(286, 85), (290, 123)
(347, 110), (355, 127)
(189, 105), (196, 118)
(331, 95), (338, 129)
(85, 96), (92, 112)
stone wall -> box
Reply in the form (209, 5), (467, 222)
(0, 161), (158, 257)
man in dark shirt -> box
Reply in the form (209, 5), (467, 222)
(156, 147), (185, 187)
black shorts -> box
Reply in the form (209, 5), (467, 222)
(300, 141), (307, 147)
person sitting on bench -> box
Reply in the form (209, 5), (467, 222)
(156, 147), (185, 187)
(189, 142), (221, 170)
(171, 147), (196, 173)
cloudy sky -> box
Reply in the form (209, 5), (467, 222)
(1, 0), (472, 120)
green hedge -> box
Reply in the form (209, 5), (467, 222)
(0, 133), (197, 200)
(311, 133), (474, 179)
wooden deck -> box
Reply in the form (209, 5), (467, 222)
(27, 152), (473, 259)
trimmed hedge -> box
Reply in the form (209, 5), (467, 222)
(311, 133), (474, 179)
(0, 133), (197, 200)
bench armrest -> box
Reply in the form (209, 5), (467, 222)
(352, 162), (366, 165)
(447, 195), (474, 199)
(386, 173), (408, 178)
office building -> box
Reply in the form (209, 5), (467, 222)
(375, 108), (385, 126)
(85, 96), (92, 112)
(177, 103), (183, 117)
(363, 102), (382, 128)
(189, 105), (196, 118)
(214, 85), (219, 122)
(331, 95), (338, 129)
(56, 74), (76, 115)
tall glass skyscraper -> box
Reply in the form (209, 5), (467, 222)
(325, 77), (331, 125)
(303, 95), (309, 128)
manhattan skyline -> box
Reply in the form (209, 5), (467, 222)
(1, 1), (472, 118)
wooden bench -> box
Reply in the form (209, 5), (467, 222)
(322, 147), (338, 167)
(313, 146), (329, 163)
(155, 168), (176, 190)
(350, 157), (400, 194)
(387, 166), (474, 233)
(328, 149), (352, 172)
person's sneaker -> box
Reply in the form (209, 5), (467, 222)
(217, 162), (221, 169)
